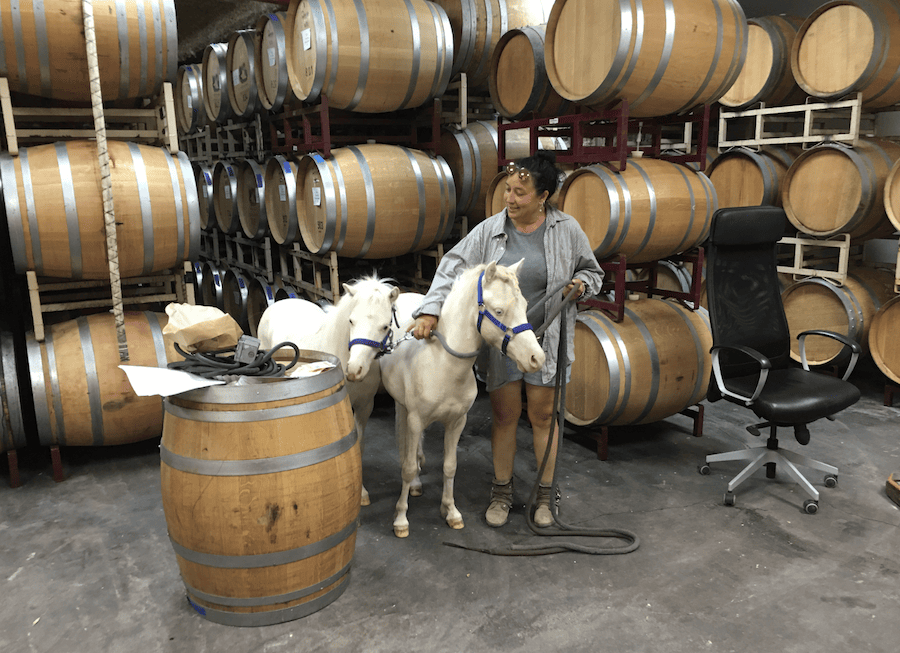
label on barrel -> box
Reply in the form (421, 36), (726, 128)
(225, 186), (232, 199)
(266, 287), (273, 300)
(302, 28), (312, 51)
(268, 47), (277, 67)
(279, 184), (287, 201)
(187, 95), (192, 109)
(257, 174), (264, 188)
(233, 69), (241, 86)
(204, 173), (212, 184)
(312, 187), (321, 206)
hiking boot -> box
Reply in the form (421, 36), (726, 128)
(534, 483), (556, 528)
(485, 478), (513, 527)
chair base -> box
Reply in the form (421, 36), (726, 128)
(704, 444), (838, 507)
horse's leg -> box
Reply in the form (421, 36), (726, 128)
(439, 413), (466, 530)
(410, 436), (424, 498)
(393, 403), (422, 538)
(354, 404), (373, 507)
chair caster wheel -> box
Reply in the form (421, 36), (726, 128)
(699, 464), (711, 475)
(824, 474), (838, 488)
(723, 491), (735, 506)
(803, 499), (819, 514)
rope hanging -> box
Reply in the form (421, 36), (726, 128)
(82, 0), (129, 362)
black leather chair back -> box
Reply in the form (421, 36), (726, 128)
(706, 207), (791, 399)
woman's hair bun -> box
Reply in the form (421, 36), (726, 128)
(535, 150), (557, 166)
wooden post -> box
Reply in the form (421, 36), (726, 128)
(82, 0), (128, 361)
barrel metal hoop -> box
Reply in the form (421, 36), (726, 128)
(0, 154), (31, 273)
(577, 312), (622, 424)
(162, 150), (185, 263)
(184, 561), (351, 608)
(399, 0), (421, 110)
(127, 143), (156, 275)
(628, 160), (657, 260)
(676, 0), (724, 113)
(26, 333), (57, 446)
(805, 278), (861, 340)
(584, 0), (635, 105)
(670, 163), (699, 254)
(399, 147), (428, 253)
(146, 312), (169, 369)
(177, 151), (202, 261)
(169, 516), (357, 569)
(76, 317), (105, 447)
(455, 130), (475, 214)
(308, 152), (338, 253)
(346, 0), (370, 111)
(164, 384), (348, 424)
(631, 0), (676, 112)
(622, 305), (661, 425)
(55, 143), (83, 279)
(161, 427), (357, 476)
(347, 145), (377, 257)
(185, 571), (351, 627)
(332, 152), (350, 252)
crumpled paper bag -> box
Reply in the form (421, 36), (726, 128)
(163, 303), (243, 354)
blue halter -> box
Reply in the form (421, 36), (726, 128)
(476, 270), (534, 355)
(347, 305), (397, 358)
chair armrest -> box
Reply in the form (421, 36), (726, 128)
(797, 329), (861, 380)
(709, 344), (771, 406)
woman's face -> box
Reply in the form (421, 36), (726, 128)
(504, 169), (548, 222)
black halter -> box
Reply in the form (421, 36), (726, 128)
(475, 270), (534, 355)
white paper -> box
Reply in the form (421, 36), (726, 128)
(279, 184), (286, 202)
(268, 46), (277, 67)
(119, 365), (225, 397)
(233, 69), (241, 86)
(302, 28), (312, 51)
(288, 361), (335, 378)
(312, 186), (321, 206)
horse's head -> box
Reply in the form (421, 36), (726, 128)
(341, 275), (400, 381)
(478, 260), (545, 373)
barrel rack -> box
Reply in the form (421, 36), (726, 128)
(0, 78), (178, 155)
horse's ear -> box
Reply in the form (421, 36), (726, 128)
(342, 282), (356, 296)
(389, 286), (400, 301)
(483, 260), (497, 283)
(508, 258), (525, 277)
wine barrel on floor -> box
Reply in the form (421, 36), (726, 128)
(160, 355), (361, 626)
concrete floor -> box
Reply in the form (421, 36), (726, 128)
(1, 359), (898, 653)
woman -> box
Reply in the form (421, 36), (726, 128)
(409, 151), (604, 527)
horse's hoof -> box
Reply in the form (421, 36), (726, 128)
(448, 518), (464, 530)
(410, 483), (423, 497)
(394, 525), (409, 538)
(360, 494), (371, 507)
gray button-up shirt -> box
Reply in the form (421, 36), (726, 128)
(413, 207), (605, 384)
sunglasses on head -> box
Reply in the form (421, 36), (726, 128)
(506, 162), (531, 180)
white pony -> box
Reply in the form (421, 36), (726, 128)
(379, 261), (545, 538)
(257, 275), (400, 505)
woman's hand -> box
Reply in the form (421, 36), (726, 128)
(563, 278), (585, 300)
(408, 314), (438, 339)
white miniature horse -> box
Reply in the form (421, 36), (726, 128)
(257, 275), (400, 505)
(380, 261), (545, 538)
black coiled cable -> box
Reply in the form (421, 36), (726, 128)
(167, 341), (301, 379)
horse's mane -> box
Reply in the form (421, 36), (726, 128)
(337, 273), (396, 307)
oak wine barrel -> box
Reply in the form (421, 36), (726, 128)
(781, 267), (896, 366)
(566, 300), (712, 426)
(545, 0), (748, 118)
(0, 140), (200, 280)
(160, 354), (361, 626)
(254, 12), (297, 112)
(265, 155), (301, 245)
(781, 137), (900, 240)
(0, 0), (177, 103)
(489, 24), (572, 120)
(791, 0), (900, 109)
(869, 295), (900, 385)
(226, 30), (261, 119)
(25, 311), (175, 447)
(708, 146), (800, 209)
(558, 157), (716, 264)
(719, 15), (806, 109)
(175, 64), (208, 136)
(213, 161), (241, 235)
(223, 267), (252, 334)
(286, 0), (454, 112)
(203, 42), (234, 124)
(236, 159), (270, 240)
(246, 276), (278, 337)
(296, 144), (456, 259)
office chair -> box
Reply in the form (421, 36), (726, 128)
(699, 207), (862, 514)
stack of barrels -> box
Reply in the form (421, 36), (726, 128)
(0, 0), (200, 459)
(708, 5), (900, 381)
(484, 0), (752, 430)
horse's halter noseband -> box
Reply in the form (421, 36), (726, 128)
(347, 305), (396, 359)
(476, 270), (534, 355)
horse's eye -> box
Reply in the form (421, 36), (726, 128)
(349, 319), (355, 326)
(382, 325), (389, 331)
